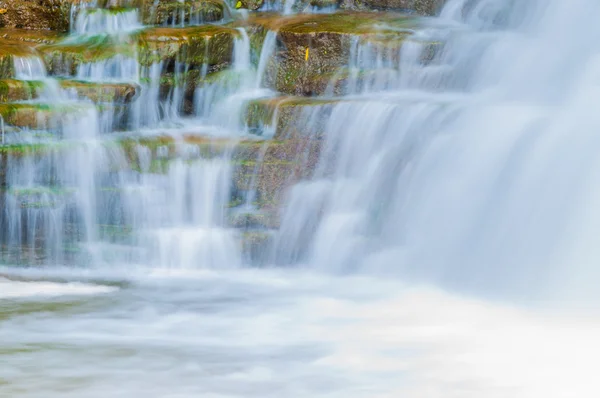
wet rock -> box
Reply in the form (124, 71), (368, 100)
(117, 134), (320, 208)
(0, 0), (77, 31)
(246, 12), (423, 95)
(340, 0), (445, 14)
(0, 29), (65, 45)
(39, 35), (136, 76)
(240, 230), (274, 264)
(59, 80), (141, 103)
(236, 0), (264, 10)
(0, 39), (44, 79)
(231, 139), (321, 207)
(140, 0), (227, 25)
(0, 79), (139, 103)
(0, 79), (43, 102)
(245, 96), (339, 138)
(0, 103), (105, 131)
(137, 25), (237, 67)
(229, 211), (279, 229)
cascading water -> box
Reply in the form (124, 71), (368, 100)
(1, 0), (599, 397)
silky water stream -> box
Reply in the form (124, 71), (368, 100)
(1, 0), (599, 397)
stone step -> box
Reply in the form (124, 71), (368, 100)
(0, 132), (320, 208)
(0, 101), (132, 135)
(136, 25), (238, 68)
(0, 39), (42, 79)
(239, 12), (444, 96)
(139, 0), (229, 25)
(0, 79), (140, 104)
(244, 95), (339, 139)
(39, 35), (137, 76)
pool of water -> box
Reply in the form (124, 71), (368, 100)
(1, 267), (598, 398)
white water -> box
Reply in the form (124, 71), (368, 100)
(2, 0), (600, 396)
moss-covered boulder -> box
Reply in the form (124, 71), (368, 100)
(140, 0), (227, 25)
(136, 25), (237, 68)
(0, 0), (77, 31)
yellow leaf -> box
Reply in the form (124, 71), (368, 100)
(305, 47), (309, 61)
(235, 1), (242, 8)
(0, 9), (7, 15)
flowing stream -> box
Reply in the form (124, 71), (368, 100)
(1, 0), (600, 396)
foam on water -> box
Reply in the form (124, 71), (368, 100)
(0, 270), (598, 397)
(0, 277), (116, 298)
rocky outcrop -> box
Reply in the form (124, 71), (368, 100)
(137, 25), (236, 67)
(139, 0), (227, 25)
(0, 0), (75, 31)
(241, 12), (427, 95)
(340, 0), (445, 14)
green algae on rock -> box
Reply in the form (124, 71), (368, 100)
(243, 12), (425, 95)
(39, 35), (137, 76)
(340, 0), (445, 14)
(245, 96), (339, 138)
(0, 79), (44, 102)
(136, 25), (237, 67)
(140, 0), (227, 25)
(0, 39), (42, 79)
(59, 80), (141, 104)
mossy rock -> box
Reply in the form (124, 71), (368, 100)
(0, 39), (42, 79)
(239, 230), (274, 264)
(0, 0), (76, 32)
(229, 211), (279, 229)
(245, 96), (341, 138)
(0, 29), (65, 45)
(231, 138), (321, 207)
(39, 35), (136, 76)
(116, 134), (320, 208)
(0, 102), (96, 130)
(139, 0), (227, 25)
(58, 79), (140, 103)
(340, 0), (445, 15)
(136, 25), (237, 67)
(246, 12), (424, 95)
(235, 0), (264, 10)
(0, 79), (44, 102)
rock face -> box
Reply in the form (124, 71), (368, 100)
(0, 0), (450, 264)
(0, 0), (74, 31)
(139, 0), (227, 25)
(241, 12), (433, 95)
(340, 0), (445, 14)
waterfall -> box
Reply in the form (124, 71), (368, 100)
(269, 0), (600, 301)
(73, 8), (142, 36)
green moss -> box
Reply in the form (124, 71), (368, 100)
(0, 29), (65, 45)
(0, 103), (95, 129)
(58, 79), (140, 103)
(0, 79), (43, 102)
(141, 0), (226, 25)
(136, 25), (236, 67)
(39, 35), (136, 76)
